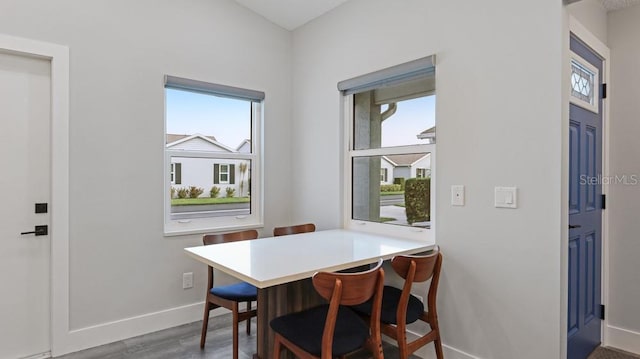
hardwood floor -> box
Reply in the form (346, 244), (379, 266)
(589, 347), (640, 359)
(54, 315), (638, 359)
(56, 314), (254, 359)
(54, 313), (419, 359)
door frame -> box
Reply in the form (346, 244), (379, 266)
(0, 34), (69, 357)
(566, 16), (611, 356)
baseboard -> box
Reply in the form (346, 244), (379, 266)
(413, 343), (479, 359)
(605, 325), (640, 356)
(398, 330), (480, 359)
(53, 301), (226, 357)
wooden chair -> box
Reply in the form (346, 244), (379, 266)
(270, 260), (385, 359)
(351, 249), (443, 359)
(200, 229), (259, 359)
(273, 223), (316, 236)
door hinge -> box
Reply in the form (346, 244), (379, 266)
(600, 304), (605, 320)
(601, 83), (607, 99)
(601, 194), (606, 210)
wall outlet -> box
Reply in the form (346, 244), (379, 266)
(451, 185), (465, 206)
(182, 272), (193, 289)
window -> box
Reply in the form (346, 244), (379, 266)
(215, 164), (232, 184)
(170, 162), (181, 184)
(164, 76), (263, 235)
(380, 168), (388, 183)
(570, 51), (599, 113)
(339, 56), (435, 240)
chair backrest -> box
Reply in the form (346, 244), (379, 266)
(391, 248), (442, 319)
(202, 230), (259, 290)
(313, 259), (384, 306)
(312, 259), (384, 358)
(391, 247), (441, 283)
(203, 229), (258, 246)
(273, 223), (316, 236)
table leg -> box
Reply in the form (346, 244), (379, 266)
(254, 279), (324, 359)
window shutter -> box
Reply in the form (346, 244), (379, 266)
(175, 163), (182, 185)
(213, 164), (219, 184)
(229, 164), (235, 184)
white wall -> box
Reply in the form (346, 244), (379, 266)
(606, 4), (640, 352)
(568, 0), (608, 44)
(0, 0), (292, 354)
(291, 1), (565, 358)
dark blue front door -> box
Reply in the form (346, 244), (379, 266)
(567, 34), (604, 359)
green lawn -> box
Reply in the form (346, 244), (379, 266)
(171, 197), (250, 206)
(380, 217), (396, 222)
(380, 191), (404, 196)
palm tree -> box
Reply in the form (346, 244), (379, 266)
(238, 162), (248, 197)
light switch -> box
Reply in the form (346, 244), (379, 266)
(451, 185), (465, 206)
(495, 186), (517, 208)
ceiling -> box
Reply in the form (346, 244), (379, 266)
(601, 0), (640, 10)
(233, 0), (350, 31)
(233, 0), (640, 31)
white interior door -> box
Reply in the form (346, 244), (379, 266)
(0, 50), (51, 358)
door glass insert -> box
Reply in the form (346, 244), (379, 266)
(570, 52), (599, 114)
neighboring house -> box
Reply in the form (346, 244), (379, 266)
(381, 153), (431, 184)
(236, 139), (251, 153)
(417, 126), (436, 144)
(167, 134), (250, 197)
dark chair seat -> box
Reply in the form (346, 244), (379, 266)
(270, 304), (368, 356)
(352, 285), (424, 324)
(351, 250), (444, 359)
(270, 260), (385, 359)
(210, 282), (257, 301)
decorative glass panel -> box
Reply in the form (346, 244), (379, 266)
(571, 59), (595, 106)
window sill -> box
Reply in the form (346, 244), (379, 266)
(164, 221), (264, 237)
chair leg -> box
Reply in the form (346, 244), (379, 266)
(246, 301), (251, 335)
(200, 302), (210, 349)
(434, 336), (444, 359)
(431, 316), (444, 359)
(371, 340), (384, 359)
(273, 334), (282, 359)
(397, 324), (410, 359)
(232, 303), (239, 359)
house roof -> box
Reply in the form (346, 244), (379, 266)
(236, 139), (251, 152)
(417, 126), (436, 139)
(166, 133), (235, 152)
(166, 134), (217, 144)
(383, 153), (429, 167)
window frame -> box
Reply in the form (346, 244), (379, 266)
(570, 51), (599, 114)
(219, 164), (230, 184)
(163, 81), (263, 236)
(342, 94), (436, 242)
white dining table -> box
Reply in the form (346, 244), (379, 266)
(184, 228), (435, 358)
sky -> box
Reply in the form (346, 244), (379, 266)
(380, 95), (436, 147)
(166, 88), (251, 149)
(166, 88), (436, 149)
